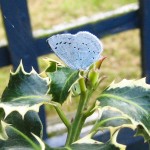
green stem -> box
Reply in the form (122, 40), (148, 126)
(84, 99), (97, 117)
(65, 77), (98, 146)
(65, 91), (88, 146)
(54, 104), (71, 131)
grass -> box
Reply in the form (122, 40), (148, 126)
(0, 0), (140, 117)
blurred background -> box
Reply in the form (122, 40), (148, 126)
(0, 0), (140, 138)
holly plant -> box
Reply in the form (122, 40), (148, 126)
(0, 32), (150, 150)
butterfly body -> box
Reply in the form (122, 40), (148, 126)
(47, 31), (103, 70)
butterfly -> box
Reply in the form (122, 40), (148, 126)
(47, 31), (103, 70)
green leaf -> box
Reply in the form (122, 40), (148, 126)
(0, 111), (53, 150)
(0, 63), (50, 118)
(5, 111), (43, 139)
(0, 110), (42, 141)
(71, 82), (81, 96)
(0, 109), (7, 140)
(97, 78), (150, 141)
(69, 143), (119, 150)
(92, 108), (133, 136)
(46, 61), (58, 73)
(98, 108), (132, 128)
(45, 58), (64, 73)
(135, 125), (150, 142)
(53, 138), (121, 150)
(0, 125), (45, 150)
(47, 67), (79, 104)
(0, 121), (8, 141)
(68, 138), (120, 150)
(90, 108), (133, 148)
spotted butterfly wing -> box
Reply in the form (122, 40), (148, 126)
(47, 31), (103, 70)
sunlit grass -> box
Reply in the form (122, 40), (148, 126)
(0, 66), (12, 95)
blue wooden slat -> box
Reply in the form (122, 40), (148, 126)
(0, 47), (11, 67)
(0, 0), (47, 139)
(0, 0), (38, 71)
(139, 0), (150, 84)
(93, 128), (149, 150)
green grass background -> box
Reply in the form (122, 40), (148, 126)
(0, 0), (140, 116)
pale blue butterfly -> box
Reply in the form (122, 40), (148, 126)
(47, 31), (103, 70)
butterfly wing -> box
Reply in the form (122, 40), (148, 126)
(47, 34), (79, 69)
(47, 32), (103, 70)
(73, 32), (103, 69)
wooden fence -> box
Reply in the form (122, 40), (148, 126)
(0, 0), (150, 140)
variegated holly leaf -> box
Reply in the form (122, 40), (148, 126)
(0, 108), (7, 140)
(67, 137), (121, 150)
(0, 121), (8, 141)
(45, 59), (62, 73)
(51, 138), (121, 150)
(0, 111), (46, 149)
(4, 111), (43, 139)
(47, 67), (79, 104)
(0, 63), (50, 118)
(135, 125), (150, 142)
(93, 108), (133, 136)
(0, 110), (55, 150)
(0, 125), (45, 150)
(0, 111), (42, 141)
(97, 78), (150, 142)
(89, 108), (134, 149)
(68, 143), (119, 150)
(0, 110), (42, 141)
(98, 108), (132, 127)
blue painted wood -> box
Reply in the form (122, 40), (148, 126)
(0, 46), (11, 67)
(139, 0), (150, 84)
(118, 128), (149, 150)
(0, 0), (47, 139)
(0, 0), (38, 71)
(93, 128), (149, 150)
